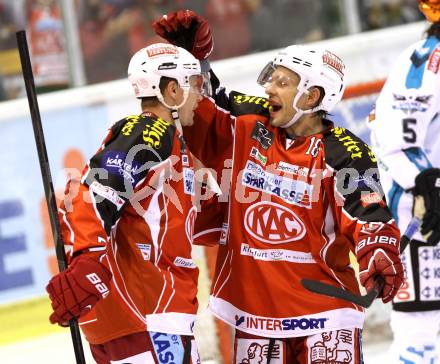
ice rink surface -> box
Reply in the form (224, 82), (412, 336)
(0, 330), (390, 364)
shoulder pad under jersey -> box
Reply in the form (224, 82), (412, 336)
(324, 126), (377, 170)
(228, 91), (270, 117)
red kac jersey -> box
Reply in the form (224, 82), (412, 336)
(183, 91), (401, 338)
(59, 113), (200, 344)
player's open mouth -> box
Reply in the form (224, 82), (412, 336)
(269, 102), (282, 114)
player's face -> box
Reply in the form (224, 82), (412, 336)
(178, 75), (204, 126)
(264, 66), (308, 128)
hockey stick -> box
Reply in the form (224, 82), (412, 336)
(16, 30), (86, 364)
(301, 196), (425, 308)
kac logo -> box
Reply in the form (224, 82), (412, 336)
(244, 202), (306, 244)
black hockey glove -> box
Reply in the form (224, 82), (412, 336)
(413, 168), (440, 244)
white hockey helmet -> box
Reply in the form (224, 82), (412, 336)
(258, 45), (346, 127)
(128, 43), (202, 109)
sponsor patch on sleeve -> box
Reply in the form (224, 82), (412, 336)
(136, 243), (151, 261)
(89, 181), (125, 209)
(173, 257), (197, 269)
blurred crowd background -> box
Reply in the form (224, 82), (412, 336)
(0, 0), (423, 102)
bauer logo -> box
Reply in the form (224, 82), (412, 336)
(244, 201), (306, 244)
(356, 235), (398, 253)
(150, 332), (184, 364)
(86, 273), (109, 298)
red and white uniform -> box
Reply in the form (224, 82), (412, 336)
(59, 112), (199, 344)
(183, 91), (401, 338)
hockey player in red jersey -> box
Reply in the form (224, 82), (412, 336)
(153, 11), (405, 363)
(45, 43), (209, 363)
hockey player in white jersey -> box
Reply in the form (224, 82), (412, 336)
(369, 1), (440, 362)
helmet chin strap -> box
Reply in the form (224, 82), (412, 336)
(157, 88), (190, 111)
(280, 84), (320, 129)
(156, 88), (190, 134)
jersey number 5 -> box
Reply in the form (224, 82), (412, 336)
(402, 118), (417, 143)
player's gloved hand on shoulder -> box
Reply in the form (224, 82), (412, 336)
(46, 253), (112, 326)
(356, 235), (404, 303)
(152, 9), (213, 60)
(413, 167), (440, 244)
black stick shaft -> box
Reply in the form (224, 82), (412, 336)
(16, 30), (86, 364)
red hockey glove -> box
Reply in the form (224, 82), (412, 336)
(46, 253), (112, 326)
(413, 168), (440, 244)
(152, 10), (213, 60)
(356, 237), (404, 303)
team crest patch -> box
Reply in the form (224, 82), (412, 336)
(251, 121), (274, 150)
